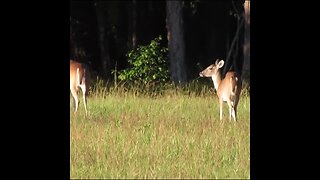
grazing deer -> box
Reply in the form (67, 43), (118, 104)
(70, 59), (90, 115)
(199, 59), (241, 121)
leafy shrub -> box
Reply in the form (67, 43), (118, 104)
(117, 36), (169, 85)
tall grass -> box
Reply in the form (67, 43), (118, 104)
(70, 78), (250, 179)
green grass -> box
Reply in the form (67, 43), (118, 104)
(70, 81), (250, 179)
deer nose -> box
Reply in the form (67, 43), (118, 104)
(199, 72), (203, 77)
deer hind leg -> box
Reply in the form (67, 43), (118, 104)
(232, 107), (237, 121)
(70, 87), (79, 113)
(233, 81), (242, 121)
(229, 99), (237, 122)
(79, 84), (87, 115)
(231, 104), (237, 121)
(227, 100), (233, 121)
(229, 92), (237, 122)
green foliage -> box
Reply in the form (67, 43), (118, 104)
(117, 36), (169, 85)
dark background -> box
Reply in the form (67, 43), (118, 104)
(70, 0), (249, 84)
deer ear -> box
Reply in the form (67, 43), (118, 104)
(215, 59), (220, 65)
(217, 60), (224, 68)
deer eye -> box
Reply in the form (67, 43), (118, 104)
(208, 67), (213, 70)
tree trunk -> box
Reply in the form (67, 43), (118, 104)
(132, 0), (137, 49)
(95, 2), (110, 79)
(223, 1), (245, 77)
(70, 17), (74, 59)
(127, 0), (137, 50)
(166, 1), (187, 84)
(223, 17), (244, 75)
(242, 0), (250, 81)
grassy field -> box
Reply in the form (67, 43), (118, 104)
(70, 82), (250, 179)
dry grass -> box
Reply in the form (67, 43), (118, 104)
(70, 81), (250, 179)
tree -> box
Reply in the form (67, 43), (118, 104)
(131, 0), (137, 49)
(242, 0), (250, 82)
(166, 1), (187, 84)
(223, 0), (245, 77)
(94, 1), (111, 79)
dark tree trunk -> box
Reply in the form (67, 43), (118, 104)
(95, 2), (110, 79)
(132, 0), (137, 49)
(127, 0), (137, 50)
(166, 1), (187, 84)
(223, 1), (245, 77)
(70, 17), (75, 59)
(242, 0), (250, 80)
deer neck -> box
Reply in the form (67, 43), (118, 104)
(211, 72), (222, 91)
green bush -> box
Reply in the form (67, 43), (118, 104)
(117, 36), (170, 85)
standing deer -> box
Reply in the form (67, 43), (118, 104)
(199, 59), (242, 121)
(70, 60), (90, 115)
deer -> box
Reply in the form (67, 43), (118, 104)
(70, 59), (90, 115)
(199, 59), (242, 121)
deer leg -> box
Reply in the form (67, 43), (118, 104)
(233, 96), (239, 121)
(232, 108), (237, 121)
(227, 101), (233, 121)
(79, 84), (88, 115)
(70, 88), (79, 113)
(230, 100), (236, 121)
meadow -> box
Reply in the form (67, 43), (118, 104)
(70, 80), (250, 179)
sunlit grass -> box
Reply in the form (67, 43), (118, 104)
(70, 79), (250, 179)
